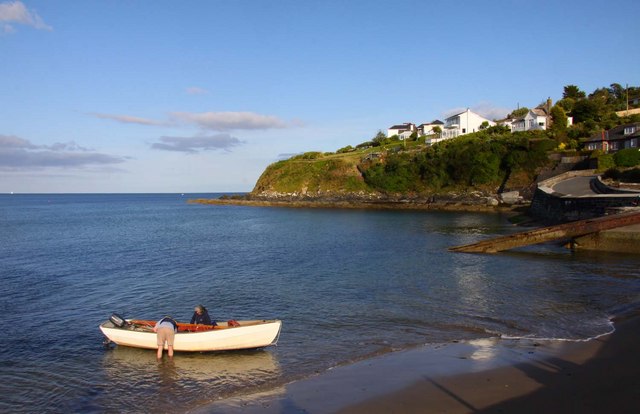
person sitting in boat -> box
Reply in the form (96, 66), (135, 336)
(190, 304), (216, 326)
(153, 316), (178, 359)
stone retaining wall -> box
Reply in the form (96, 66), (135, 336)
(530, 171), (640, 222)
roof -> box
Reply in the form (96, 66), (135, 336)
(583, 122), (640, 143)
(531, 108), (548, 117)
(445, 110), (467, 120)
(388, 124), (412, 130)
(418, 120), (444, 127)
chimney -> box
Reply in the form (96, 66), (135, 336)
(546, 97), (552, 113)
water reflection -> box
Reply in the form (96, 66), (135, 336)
(100, 347), (281, 412)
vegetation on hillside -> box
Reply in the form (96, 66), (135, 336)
(253, 82), (640, 196)
(555, 83), (640, 143)
(360, 130), (553, 194)
(253, 156), (370, 194)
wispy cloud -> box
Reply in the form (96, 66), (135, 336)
(0, 134), (125, 169)
(472, 102), (512, 121)
(0, 1), (52, 33)
(186, 87), (209, 95)
(151, 134), (244, 153)
(171, 111), (287, 131)
(442, 102), (511, 121)
(90, 112), (165, 126)
(90, 110), (292, 132)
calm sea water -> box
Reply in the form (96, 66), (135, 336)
(1, 193), (639, 413)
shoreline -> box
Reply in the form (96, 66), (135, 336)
(193, 311), (640, 414)
(188, 197), (526, 215)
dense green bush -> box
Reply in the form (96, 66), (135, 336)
(621, 168), (640, 182)
(596, 154), (615, 171)
(613, 148), (640, 167)
(602, 168), (621, 180)
(294, 151), (324, 160)
(361, 156), (424, 192)
(361, 131), (553, 193)
(603, 167), (640, 183)
(337, 145), (354, 153)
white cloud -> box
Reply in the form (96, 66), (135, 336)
(171, 111), (287, 131)
(442, 102), (511, 121)
(90, 112), (165, 126)
(151, 134), (244, 153)
(0, 134), (125, 170)
(90, 110), (293, 132)
(471, 101), (512, 121)
(186, 87), (209, 95)
(0, 1), (52, 33)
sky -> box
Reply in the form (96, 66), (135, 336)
(1, 0), (639, 193)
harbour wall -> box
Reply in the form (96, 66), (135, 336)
(530, 171), (640, 223)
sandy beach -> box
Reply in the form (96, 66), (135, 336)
(195, 311), (640, 414)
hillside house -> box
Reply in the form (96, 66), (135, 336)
(436, 109), (495, 143)
(499, 100), (573, 132)
(418, 120), (444, 136)
(387, 123), (416, 139)
(511, 108), (549, 132)
(582, 122), (640, 152)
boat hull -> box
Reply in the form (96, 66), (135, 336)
(100, 319), (282, 352)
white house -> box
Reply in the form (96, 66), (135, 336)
(510, 101), (574, 132)
(435, 109), (495, 143)
(511, 108), (549, 132)
(387, 123), (416, 138)
(417, 120), (444, 136)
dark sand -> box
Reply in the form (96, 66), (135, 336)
(195, 312), (640, 413)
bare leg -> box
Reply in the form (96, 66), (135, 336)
(157, 346), (163, 359)
(168, 345), (174, 358)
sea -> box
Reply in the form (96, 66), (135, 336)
(1, 193), (639, 413)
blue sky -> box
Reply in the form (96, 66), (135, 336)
(1, 0), (639, 193)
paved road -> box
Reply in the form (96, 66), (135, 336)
(551, 176), (597, 196)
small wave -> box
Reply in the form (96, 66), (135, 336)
(500, 319), (615, 342)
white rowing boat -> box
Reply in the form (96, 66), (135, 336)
(99, 315), (282, 352)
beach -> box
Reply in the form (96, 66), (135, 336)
(197, 311), (640, 413)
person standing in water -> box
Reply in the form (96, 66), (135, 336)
(153, 316), (178, 359)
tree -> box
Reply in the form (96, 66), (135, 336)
(556, 97), (575, 113)
(563, 85), (586, 100)
(432, 126), (442, 137)
(572, 99), (600, 124)
(372, 130), (387, 144)
(479, 121), (490, 130)
(549, 105), (568, 142)
(508, 107), (529, 118)
(550, 105), (568, 131)
(609, 83), (626, 106)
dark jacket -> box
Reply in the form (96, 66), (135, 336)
(190, 309), (215, 325)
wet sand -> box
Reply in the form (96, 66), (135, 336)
(194, 311), (640, 414)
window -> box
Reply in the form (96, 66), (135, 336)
(631, 138), (638, 148)
(624, 126), (636, 135)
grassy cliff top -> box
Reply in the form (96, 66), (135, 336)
(252, 131), (560, 199)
